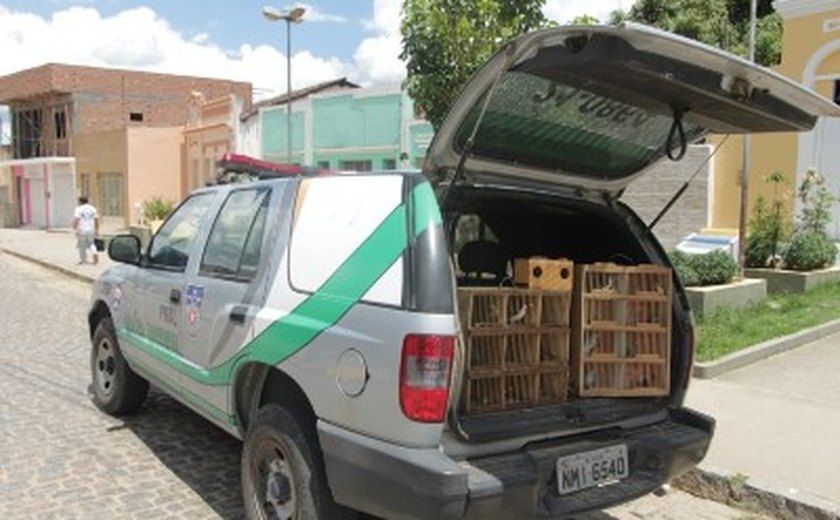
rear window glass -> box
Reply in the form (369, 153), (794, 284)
(455, 71), (702, 179)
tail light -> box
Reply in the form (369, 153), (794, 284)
(399, 334), (455, 423)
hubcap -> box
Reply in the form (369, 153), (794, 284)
(257, 442), (297, 519)
(94, 338), (116, 397)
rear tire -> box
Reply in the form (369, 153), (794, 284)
(242, 404), (352, 520)
(90, 317), (148, 415)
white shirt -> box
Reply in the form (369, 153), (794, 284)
(74, 203), (98, 234)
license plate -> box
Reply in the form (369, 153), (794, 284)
(556, 445), (629, 495)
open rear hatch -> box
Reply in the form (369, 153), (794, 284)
(425, 22), (840, 198)
(426, 23), (840, 442)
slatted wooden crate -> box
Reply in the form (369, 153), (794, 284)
(459, 286), (573, 414)
(572, 263), (672, 397)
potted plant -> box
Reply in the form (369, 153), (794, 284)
(745, 168), (840, 293)
(142, 197), (176, 233)
(673, 250), (765, 315)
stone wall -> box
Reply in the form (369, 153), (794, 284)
(621, 144), (712, 250)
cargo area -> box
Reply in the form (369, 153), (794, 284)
(446, 186), (687, 441)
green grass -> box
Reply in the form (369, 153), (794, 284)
(695, 281), (840, 362)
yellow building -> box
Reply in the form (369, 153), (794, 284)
(713, 0), (840, 239)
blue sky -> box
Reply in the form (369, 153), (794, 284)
(11, 1), (377, 64)
(0, 0), (635, 142)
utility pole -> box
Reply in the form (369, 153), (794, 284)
(738, 0), (758, 277)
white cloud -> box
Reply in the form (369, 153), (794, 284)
(0, 4), (349, 100)
(296, 4), (346, 23)
(543, 0), (637, 24)
(351, 0), (406, 85)
(0, 0), (638, 105)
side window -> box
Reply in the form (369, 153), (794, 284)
(148, 193), (216, 270)
(200, 188), (270, 281)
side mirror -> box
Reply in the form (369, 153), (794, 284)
(108, 234), (142, 265)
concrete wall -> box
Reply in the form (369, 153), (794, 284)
(259, 85), (432, 169)
(74, 129), (127, 223)
(711, 2), (840, 235)
(183, 123), (232, 194)
(0, 145), (15, 226)
(127, 127), (183, 224)
(621, 144), (711, 250)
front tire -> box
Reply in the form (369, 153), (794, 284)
(90, 317), (149, 415)
(242, 404), (350, 520)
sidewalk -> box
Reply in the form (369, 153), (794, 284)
(0, 228), (114, 282)
(685, 334), (840, 516)
(1, 227), (839, 518)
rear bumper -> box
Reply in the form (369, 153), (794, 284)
(318, 407), (714, 519)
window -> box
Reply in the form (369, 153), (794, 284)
(148, 193), (216, 270)
(454, 70), (703, 179)
(317, 161), (330, 170)
(97, 172), (124, 217)
(129, 112), (144, 122)
(382, 158), (397, 170)
(54, 110), (67, 140)
(339, 160), (372, 172)
(201, 188), (270, 281)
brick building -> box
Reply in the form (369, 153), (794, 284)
(0, 63), (251, 228)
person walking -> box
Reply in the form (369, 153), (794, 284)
(72, 196), (99, 265)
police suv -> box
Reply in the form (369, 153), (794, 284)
(88, 24), (839, 519)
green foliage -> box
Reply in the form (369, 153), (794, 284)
(570, 14), (600, 25)
(400, 0), (550, 130)
(670, 250), (700, 286)
(670, 250), (738, 286)
(613, 0), (782, 66)
(745, 171), (789, 268)
(142, 197), (175, 222)
(697, 281), (840, 361)
(693, 250), (739, 285)
(783, 232), (837, 271)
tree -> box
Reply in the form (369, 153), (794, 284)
(400, 0), (550, 130)
(611, 0), (782, 66)
(570, 14), (600, 26)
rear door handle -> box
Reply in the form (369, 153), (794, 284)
(230, 305), (248, 324)
(170, 289), (181, 304)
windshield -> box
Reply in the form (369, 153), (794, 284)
(454, 70), (704, 179)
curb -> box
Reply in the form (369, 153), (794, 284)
(673, 466), (840, 520)
(693, 318), (840, 378)
(1, 248), (96, 284)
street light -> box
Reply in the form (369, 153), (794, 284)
(263, 5), (305, 164)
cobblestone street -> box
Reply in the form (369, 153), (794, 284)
(0, 252), (763, 519)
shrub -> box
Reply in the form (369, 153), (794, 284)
(691, 250), (739, 286)
(745, 171), (789, 268)
(782, 168), (837, 271)
(670, 250), (738, 287)
(670, 250), (700, 287)
(142, 197), (176, 222)
(783, 231), (836, 271)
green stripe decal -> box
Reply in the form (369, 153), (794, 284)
(412, 180), (442, 237)
(118, 181), (439, 387)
